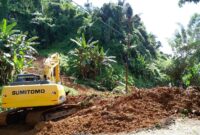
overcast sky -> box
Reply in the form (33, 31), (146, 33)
(73, 0), (200, 54)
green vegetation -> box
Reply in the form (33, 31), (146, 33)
(0, 18), (38, 85)
(168, 13), (200, 87)
(64, 86), (78, 96)
(0, 0), (199, 90)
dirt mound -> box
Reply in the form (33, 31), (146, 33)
(20, 87), (199, 135)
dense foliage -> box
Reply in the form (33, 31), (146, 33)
(0, 19), (38, 85)
(179, 0), (200, 6)
(0, 0), (199, 89)
(168, 14), (200, 86)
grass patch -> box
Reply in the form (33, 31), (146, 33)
(64, 86), (78, 96)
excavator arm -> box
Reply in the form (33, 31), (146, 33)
(43, 53), (60, 83)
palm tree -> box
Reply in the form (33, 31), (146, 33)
(168, 15), (200, 86)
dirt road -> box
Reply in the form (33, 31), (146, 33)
(126, 118), (200, 135)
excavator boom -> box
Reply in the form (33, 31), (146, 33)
(44, 53), (60, 83)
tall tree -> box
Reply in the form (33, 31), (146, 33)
(0, 0), (8, 20)
(179, 0), (200, 6)
(168, 14), (200, 86)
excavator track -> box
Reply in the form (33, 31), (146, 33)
(0, 103), (83, 126)
(25, 104), (82, 126)
(25, 110), (44, 126)
(0, 108), (27, 125)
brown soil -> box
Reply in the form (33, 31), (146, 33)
(1, 87), (200, 135)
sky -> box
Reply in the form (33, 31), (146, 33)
(73, 0), (200, 54)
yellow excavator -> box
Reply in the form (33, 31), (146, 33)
(0, 53), (80, 125)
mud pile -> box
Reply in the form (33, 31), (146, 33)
(26, 87), (200, 135)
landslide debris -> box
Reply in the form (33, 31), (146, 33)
(0, 87), (200, 135)
(24, 87), (200, 135)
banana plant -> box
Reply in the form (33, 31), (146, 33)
(0, 19), (38, 84)
(70, 34), (116, 79)
(0, 19), (19, 40)
(7, 33), (38, 74)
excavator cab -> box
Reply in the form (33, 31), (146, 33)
(10, 74), (50, 86)
(16, 74), (41, 82)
